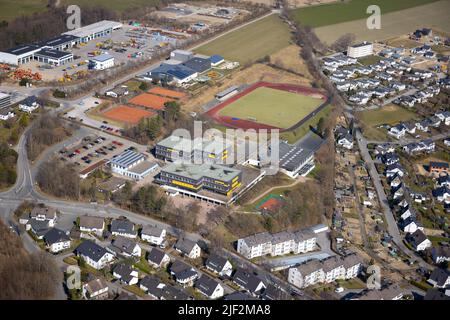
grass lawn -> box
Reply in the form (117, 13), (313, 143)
(218, 87), (323, 129)
(195, 14), (292, 65)
(358, 55), (382, 66)
(280, 104), (331, 144)
(291, 0), (440, 28)
(356, 105), (418, 127)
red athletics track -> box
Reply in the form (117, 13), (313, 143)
(205, 81), (328, 132)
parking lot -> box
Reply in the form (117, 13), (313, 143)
(59, 134), (127, 171)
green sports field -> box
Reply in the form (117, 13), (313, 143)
(292, 0), (440, 28)
(217, 87), (323, 129)
(194, 14), (292, 65)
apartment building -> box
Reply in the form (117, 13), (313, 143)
(237, 228), (317, 259)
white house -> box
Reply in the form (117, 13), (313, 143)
(147, 247), (170, 268)
(141, 225), (166, 246)
(170, 260), (198, 287)
(75, 240), (115, 270)
(205, 254), (233, 277)
(43, 228), (71, 253)
(436, 111), (450, 126)
(427, 268), (450, 288)
(174, 238), (201, 259)
(407, 230), (432, 251)
(110, 236), (141, 258)
(18, 96), (40, 113)
(194, 275), (224, 299)
(401, 217), (422, 234)
(388, 124), (406, 139)
(82, 278), (109, 300)
(79, 215), (105, 234)
(112, 264), (139, 285)
(110, 218), (137, 238)
(30, 206), (57, 227)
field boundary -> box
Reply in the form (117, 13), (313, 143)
(205, 81), (329, 132)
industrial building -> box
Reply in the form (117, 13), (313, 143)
(89, 54), (115, 70)
(155, 135), (231, 163)
(0, 92), (11, 109)
(170, 50), (194, 63)
(278, 142), (315, 178)
(33, 48), (74, 66)
(62, 20), (123, 43)
(182, 56), (211, 73)
(157, 162), (242, 196)
(0, 20), (122, 66)
(347, 42), (373, 58)
(110, 150), (159, 181)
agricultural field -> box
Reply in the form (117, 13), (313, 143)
(217, 87), (323, 129)
(291, 0), (440, 28)
(314, 0), (450, 44)
(194, 14), (292, 65)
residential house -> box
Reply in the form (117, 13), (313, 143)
(436, 111), (450, 126)
(43, 228), (71, 253)
(0, 108), (15, 121)
(140, 275), (165, 299)
(79, 215), (105, 234)
(30, 205), (57, 227)
(433, 186), (450, 203)
(111, 218), (137, 238)
(170, 260), (198, 287)
(205, 254), (233, 277)
(75, 240), (115, 270)
(18, 96), (40, 113)
(262, 284), (290, 300)
(386, 163), (405, 178)
(110, 236), (141, 258)
(383, 153), (400, 166)
(147, 247), (170, 268)
(82, 278), (109, 300)
(141, 225), (166, 246)
(429, 162), (449, 175)
(174, 238), (201, 259)
(428, 116), (442, 128)
(424, 288), (450, 300)
(437, 175), (450, 188)
(432, 246), (450, 264)
(388, 124), (406, 139)
(416, 119), (431, 132)
(232, 268), (266, 296)
(401, 217), (422, 234)
(194, 275), (224, 299)
(27, 219), (50, 239)
(402, 122), (416, 134)
(355, 284), (406, 300)
(427, 268), (450, 288)
(407, 230), (432, 251)
(112, 263), (139, 285)
(375, 143), (395, 155)
(105, 86), (129, 98)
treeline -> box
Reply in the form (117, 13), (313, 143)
(0, 219), (60, 299)
(26, 113), (74, 161)
(0, 6), (117, 50)
(36, 159), (80, 199)
(0, 143), (18, 189)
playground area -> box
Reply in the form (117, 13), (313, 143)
(205, 82), (328, 131)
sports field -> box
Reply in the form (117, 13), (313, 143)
(291, 0), (440, 28)
(314, 0), (450, 44)
(148, 87), (186, 99)
(217, 87), (323, 129)
(129, 93), (174, 110)
(102, 105), (156, 125)
(194, 14), (292, 65)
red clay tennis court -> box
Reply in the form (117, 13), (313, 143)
(129, 93), (175, 110)
(256, 194), (286, 214)
(148, 87), (186, 99)
(102, 105), (156, 124)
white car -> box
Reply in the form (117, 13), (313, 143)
(335, 287), (344, 293)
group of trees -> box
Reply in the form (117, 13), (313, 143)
(26, 113), (73, 161)
(36, 159), (80, 199)
(0, 143), (18, 189)
(0, 219), (60, 299)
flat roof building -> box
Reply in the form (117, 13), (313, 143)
(63, 20), (122, 43)
(110, 150), (158, 181)
(0, 92), (11, 109)
(0, 44), (42, 65)
(89, 54), (114, 70)
(347, 41), (373, 58)
(157, 162), (242, 196)
(38, 34), (80, 51)
(34, 48), (74, 66)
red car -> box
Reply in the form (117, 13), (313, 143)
(75, 149), (81, 154)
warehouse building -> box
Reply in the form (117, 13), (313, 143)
(182, 56), (211, 73)
(110, 150), (159, 181)
(89, 54), (115, 70)
(146, 63), (198, 84)
(0, 44), (42, 65)
(62, 20), (122, 43)
(278, 142), (315, 178)
(155, 135), (231, 164)
(157, 163), (242, 196)
(170, 50), (194, 63)
(347, 42), (373, 58)
(34, 48), (74, 66)
(38, 34), (80, 51)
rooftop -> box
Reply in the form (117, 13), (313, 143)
(110, 150), (145, 168)
(162, 162), (240, 182)
(63, 20), (122, 38)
